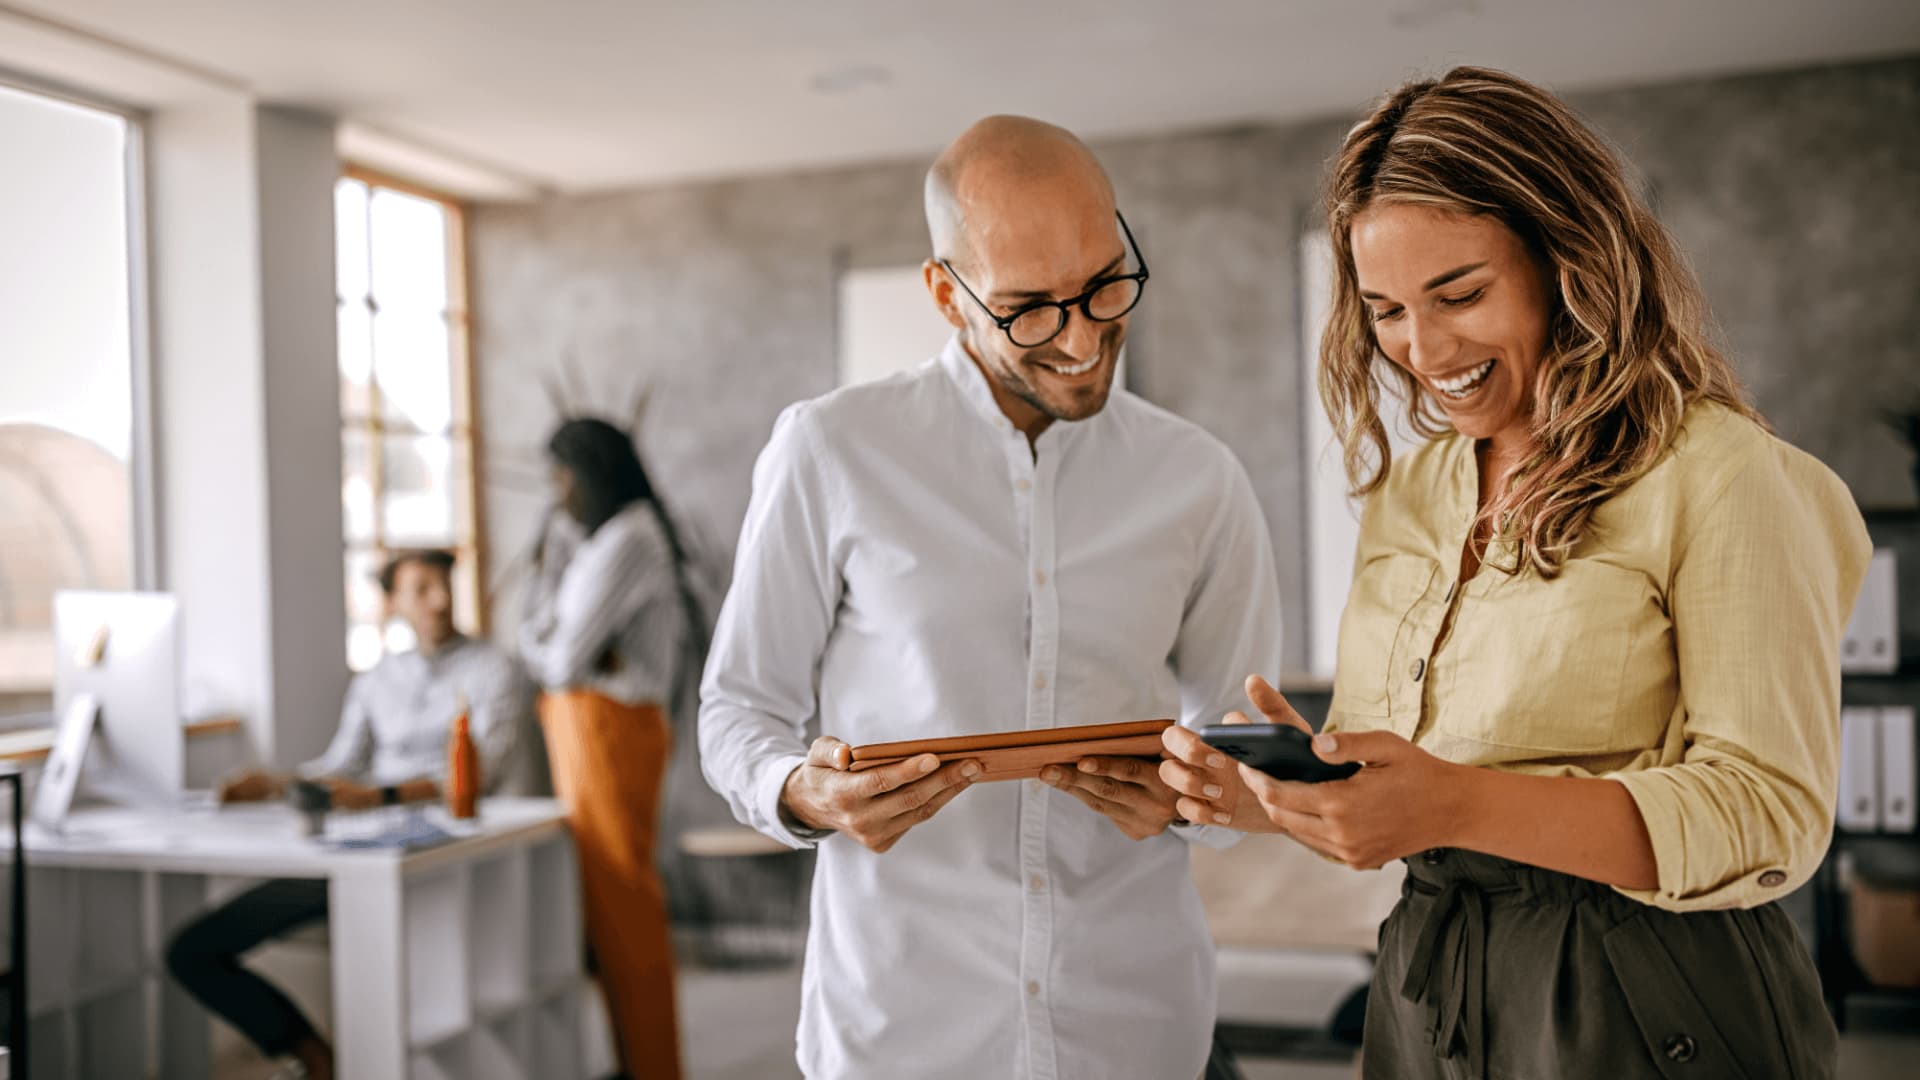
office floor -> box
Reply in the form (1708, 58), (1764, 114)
(209, 961), (1920, 1079)
(675, 964), (1920, 1080)
(679, 961), (1362, 1079)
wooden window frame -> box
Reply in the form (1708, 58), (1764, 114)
(337, 164), (491, 660)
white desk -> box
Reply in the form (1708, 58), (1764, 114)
(8, 797), (588, 1080)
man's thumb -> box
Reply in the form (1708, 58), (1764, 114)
(808, 736), (852, 770)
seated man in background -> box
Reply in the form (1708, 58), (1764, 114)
(167, 548), (526, 1080)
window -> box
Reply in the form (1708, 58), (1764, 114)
(0, 82), (141, 708)
(335, 169), (483, 672)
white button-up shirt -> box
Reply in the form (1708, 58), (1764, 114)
(699, 338), (1283, 1080)
(302, 634), (526, 789)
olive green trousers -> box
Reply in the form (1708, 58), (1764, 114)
(1363, 849), (1836, 1079)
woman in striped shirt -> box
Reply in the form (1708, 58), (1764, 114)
(521, 416), (705, 1080)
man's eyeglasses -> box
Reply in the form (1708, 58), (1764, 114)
(938, 212), (1149, 349)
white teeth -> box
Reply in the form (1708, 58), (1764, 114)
(1047, 357), (1099, 377)
(1434, 359), (1494, 398)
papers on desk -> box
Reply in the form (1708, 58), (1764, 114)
(322, 810), (457, 851)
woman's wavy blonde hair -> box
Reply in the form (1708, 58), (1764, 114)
(1320, 66), (1760, 577)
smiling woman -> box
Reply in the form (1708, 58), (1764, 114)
(1161, 65), (1871, 1080)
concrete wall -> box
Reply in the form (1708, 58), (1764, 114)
(469, 56), (1920, 908)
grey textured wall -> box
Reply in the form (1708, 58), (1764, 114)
(469, 56), (1920, 910)
(1574, 61), (1920, 508)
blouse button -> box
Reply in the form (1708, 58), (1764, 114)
(1016, 479), (1032, 492)
(1662, 1034), (1696, 1063)
(1410, 658), (1427, 681)
(1759, 870), (1788, 888)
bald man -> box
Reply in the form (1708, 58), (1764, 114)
(700, 117), (1282, 1079)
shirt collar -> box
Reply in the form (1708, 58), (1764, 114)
(1449, 436), (1521, 577)
(938, 334), (1011, 432)
(936, 333), (1099, 452)
(405, 632), (471, 669)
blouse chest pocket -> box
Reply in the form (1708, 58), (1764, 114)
(1332, 554), (1438, 718)
(1439, 559), (1659, 754)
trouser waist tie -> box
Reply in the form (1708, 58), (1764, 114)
(1400, 875), (1490, 1079)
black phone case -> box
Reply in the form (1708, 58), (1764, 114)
(1197, 723), (1360, 783)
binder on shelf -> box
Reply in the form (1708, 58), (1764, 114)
(1837, 706), (1881, 832)
(1840, 549), (1899, 674)
(1879, 705), (1916, 833)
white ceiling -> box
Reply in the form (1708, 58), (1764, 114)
(14, 0), (1920, 197)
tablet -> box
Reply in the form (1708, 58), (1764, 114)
(847, 719), (1174, 783)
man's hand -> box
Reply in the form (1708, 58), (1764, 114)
(1159, 675), (1309, 832)
(216, 768), (287, 805)
(780, 736), (980, 853)
(317, 777), (383, 812)
(1042, 754), (1181, 841)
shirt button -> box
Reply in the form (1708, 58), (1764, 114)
(1016, 479), (1032, 492)
(1410, 658), (1427, 681)
(1759, 869), (1787, 888)
(1026, 980), (1041, 997)
(1029, 874), (1045, 891)
(1662, 1034), (1696, 1063)
(1034, 675), (1048, 690)
(1027, 780), (1043, 793)
(1034, 570), (1048, 586)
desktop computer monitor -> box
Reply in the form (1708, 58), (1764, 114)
(52, 591), (183, 807)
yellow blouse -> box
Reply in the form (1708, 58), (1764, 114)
(1327, 403), (1871, 912)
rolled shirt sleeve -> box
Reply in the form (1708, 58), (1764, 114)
(1611, 449), (1871, 911)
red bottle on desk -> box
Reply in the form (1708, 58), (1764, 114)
(446, 710), (479, 819)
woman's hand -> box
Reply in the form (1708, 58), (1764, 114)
(1162, 674), (1476, 866)
(1158, 675), (1311, 832)
(1241, 729), (1472, 869)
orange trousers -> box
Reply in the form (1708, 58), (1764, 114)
(539, 690), (681, 1079)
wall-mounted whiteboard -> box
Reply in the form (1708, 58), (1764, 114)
(1302, 231), (1421, 681)
(837, 265), (956, 386)
(836, 263), (1130, 389)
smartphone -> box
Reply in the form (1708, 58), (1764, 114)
(1197, 723), (1359, 783)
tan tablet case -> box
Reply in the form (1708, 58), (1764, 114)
(846, 719), (1173, 782)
